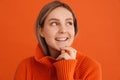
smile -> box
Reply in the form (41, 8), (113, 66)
(55, 37), (69, 41)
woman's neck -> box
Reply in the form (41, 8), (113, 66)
(48, 47), (60, 58)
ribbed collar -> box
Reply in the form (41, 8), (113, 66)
(34, 44), (84, 66)
(34, 45), (57, 66)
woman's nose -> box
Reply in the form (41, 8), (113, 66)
(58, 25), (67, 34)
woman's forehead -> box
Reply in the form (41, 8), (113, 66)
(45, 7), (73, 21)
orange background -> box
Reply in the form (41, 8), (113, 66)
(0, 0), (120, 80)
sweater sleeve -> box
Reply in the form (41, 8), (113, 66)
(53, 60), (77, 80)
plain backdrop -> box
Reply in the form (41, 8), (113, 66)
(0, 0), (120, 80)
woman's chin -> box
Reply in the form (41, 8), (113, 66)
(57, 45), (69, 50)
(55, 43), (71, 50)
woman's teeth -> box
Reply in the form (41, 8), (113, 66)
(55, 37), (68, 41)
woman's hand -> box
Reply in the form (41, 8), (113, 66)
(56, 47), (77, 60)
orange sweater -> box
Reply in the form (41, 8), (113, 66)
(14, 46), (102, 80)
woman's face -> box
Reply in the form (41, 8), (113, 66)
(40, 7), (75, 53)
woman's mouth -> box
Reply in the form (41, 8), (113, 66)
(55, 37), (69, 41)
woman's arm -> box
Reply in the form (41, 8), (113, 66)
(53, 60), (77, 80)
(54, 46), (77, 80)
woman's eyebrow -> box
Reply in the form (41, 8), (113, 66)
(48, 18), (73, 22)
(48, 18), (59, 22)
(66, 18), (73, 20)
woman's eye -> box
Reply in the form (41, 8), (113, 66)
(50, 22), (58, 26)
(66, 22), (73, 26)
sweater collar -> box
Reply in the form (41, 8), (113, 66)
(34, 44), (83, 66)
(34, 45), (57, 66)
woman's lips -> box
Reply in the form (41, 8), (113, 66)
(55, 37), (69, 41)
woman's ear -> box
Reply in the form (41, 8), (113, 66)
(39, 28), (44, 37)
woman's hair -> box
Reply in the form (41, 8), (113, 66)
(35, 1), (78, 55)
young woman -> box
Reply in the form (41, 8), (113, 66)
(14, 1), (102, 80)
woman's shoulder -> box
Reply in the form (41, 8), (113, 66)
(76, 53), (101, 71)
(16, 56), (36, 69)
(75, 53), (102, 79)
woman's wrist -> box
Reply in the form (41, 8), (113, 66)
(53, 60), (77, 80)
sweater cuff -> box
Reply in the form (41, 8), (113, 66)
(53, 60), (77, 80)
